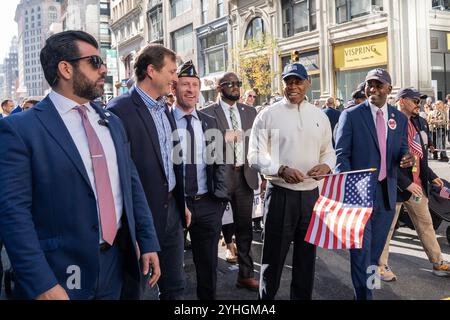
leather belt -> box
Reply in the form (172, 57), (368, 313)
(232, 165), (243, 172)
(186, 194), (208, 201)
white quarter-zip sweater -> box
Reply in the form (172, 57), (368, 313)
(248, 97), (336, 191)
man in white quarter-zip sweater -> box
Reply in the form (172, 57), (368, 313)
(248, 63), (336, 300)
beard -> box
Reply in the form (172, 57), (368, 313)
(73, 67), (105, 101)
(222, 90), (240, 102)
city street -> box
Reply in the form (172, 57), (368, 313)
(3, 159), (448, 301)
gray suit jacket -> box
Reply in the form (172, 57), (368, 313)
(202, 102), (259, 190)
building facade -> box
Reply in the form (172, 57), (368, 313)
(110, 0), (145, 96)
(61, 0), (113, 100)
(230, 0), (450, 102)
(15, 0), (61, 98)
(2, 37), (19, 101)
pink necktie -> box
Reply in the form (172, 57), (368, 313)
(74, 105), (117, 245)
(376, 109), (387, 181)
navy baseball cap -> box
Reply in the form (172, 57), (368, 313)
(395, 87), (427, 101)
(282, 63), (308, 80)
(365, 68), (392, 85)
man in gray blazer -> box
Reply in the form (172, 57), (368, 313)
(202, 72), (259, 291)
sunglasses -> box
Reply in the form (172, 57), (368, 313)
(406, 98), (420, 105)
(220, 81), (243, 88)
(66, 55), (106, 69)
(247, 95), (256, 98)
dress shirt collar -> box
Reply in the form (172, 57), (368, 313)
(173, 106), (199, 122)
(135, 84), (166, 107)
(369, 101), (388, 117)
(49, 90), (93, 115)
(219, 98), (237, 110)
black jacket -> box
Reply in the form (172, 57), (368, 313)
(397, 116), (438, 202)
(171, 109), (230, 201)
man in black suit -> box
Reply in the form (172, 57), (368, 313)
(322, 97), (341, 147)
(171, 60), (229, 299)
(108, 44), (188, 300)
(203, 72), (259, 291)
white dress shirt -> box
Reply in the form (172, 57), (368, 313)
(369, 102), (388, 140)
(219, 99), (245, 166)
(49, 90), (123, 242)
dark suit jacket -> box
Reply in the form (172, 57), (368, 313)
(335, 101), (409, 210)
(397, 116), (438, 202)
(0, 96), (160, 299)
(323, 107), (341, 133)
(202, 102), (259, 190)
(171, 109), (229, 201)
(107, 87), (186, 236)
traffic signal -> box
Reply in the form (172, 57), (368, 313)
(291, 50), (300, 63)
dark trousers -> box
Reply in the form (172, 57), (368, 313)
(259, 184), (319, 300)
(89, 242), (124, 300)
(222, 223), (235, 244)
(0, 239), (3, 296)
(350, 181), (395, 300)
(187, 195), (224, 300)
(157, 196), (186, 300)
(432, 128), (447, 158)
(228, 169), (255, 279)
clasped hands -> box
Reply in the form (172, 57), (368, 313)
(279, 164), (331, 184)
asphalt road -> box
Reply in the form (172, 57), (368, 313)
(1, 159), (449, 300)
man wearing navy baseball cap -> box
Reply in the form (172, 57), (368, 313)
(248, 62), (336, 300)
(378, 87), (450, 282)
(335, 68), (414, 300)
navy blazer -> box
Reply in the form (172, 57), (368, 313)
(107, 87), (186, 236)
(0, 96), (160, 299)
(323, 107), (341, 133)
(335, 101), (409, 210)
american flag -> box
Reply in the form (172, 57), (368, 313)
(305, 170), (375, 250)
(440, 186), (450, 199)
(408, 121), (423, 159)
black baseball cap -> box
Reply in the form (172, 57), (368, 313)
(365, 68), (392, 85)
(395, 87), (427, 101)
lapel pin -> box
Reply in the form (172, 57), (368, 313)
(104, 112), (111, 117)
(391, 113), (395, 118)
(388, 119), (397, 130)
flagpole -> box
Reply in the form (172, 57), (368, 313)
(303, 168), (377, 180)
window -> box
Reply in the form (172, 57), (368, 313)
(244, 17), (265, 46)
(432, 0), (450, 10)
(170, 0), (192, 19)
(336, 0), (383, 24)
(100, 2), (110, 15)
(282, 0), (316, 37)
(201, 0), (208, 24)
(147, 5), (163, 42)
(199, 29), (228, 76)
(217, 0), (224, 18)
(48, 6), (58, 23)
(100, 22), (110, 35)
(171, 24), (193, 53)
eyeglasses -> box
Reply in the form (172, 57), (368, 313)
(220, 81), (243, 88)
(406, 98), (420, 105)
(247, 95), (256, 98)
(66, 55), (105, 69)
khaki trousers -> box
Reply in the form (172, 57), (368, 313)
(379, 195), (442, 266)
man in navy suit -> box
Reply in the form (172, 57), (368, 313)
(0, 31), (160, 300)
(108, 44), (188, 300)
(335, 68), (413, 300)
(322, 97), (341, 147)
(171, 60), (229, 299)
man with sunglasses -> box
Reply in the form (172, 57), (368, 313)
(248, 62), (335, 300)
(378, 88), (450, 282)
(108, 44), (188, 300)
(0, 30), (161, 300)
(202, 73), (260, 292)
